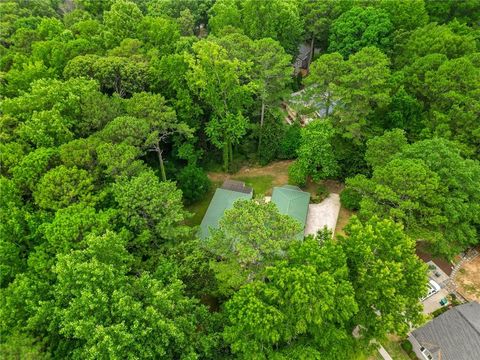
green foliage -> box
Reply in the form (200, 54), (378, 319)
(33, 165), (96, 211)
(383, 87), (424, 138)
(0, 333), (48, 360)
(278, 122), (301, 159)
(104, 0), (143, 44)
(137, 16), (180, 55)
(288, 119), (338, 186)
(51, 230), (212, 359)
(365, 129), (408, 169)
(206, 200), (301, 295)
(306, 47), (392, 142)
(288, 160), (308, 187)
(256, 110), (286, 165)
(209, 0), (303, 55)
(113, 170), (190, 244)
(378, 0), (428, 32)
(348, 138), (480, 258)
(11, 147), (59, 193)
(224, 236), (358, 358)
(2, 0), (480, 357)
(340, 187), (361, 211)
(339, 217), (428, 341)
(64, 54), (150, 97)
(329, 7), (393, 58)
(176, 164), (211, 204)
(395, 22), (477, 67)
(425, 0), (480, 26)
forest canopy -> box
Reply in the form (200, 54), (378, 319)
(1, 0), (479, 358)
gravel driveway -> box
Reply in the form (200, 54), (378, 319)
(304, 193), (341, 237)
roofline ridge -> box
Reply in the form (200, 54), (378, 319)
(457, 303), (480, 338)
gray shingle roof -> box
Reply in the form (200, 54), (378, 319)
(411, 302), (480, 360)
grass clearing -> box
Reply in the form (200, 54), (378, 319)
(232, 175), (275, 196)
(185, 181), (222, 227)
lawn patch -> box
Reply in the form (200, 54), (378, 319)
(185, 181), (222, 226)
(232, 175), (274, 196)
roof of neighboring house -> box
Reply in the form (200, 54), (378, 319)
(411, 302), (480, 360)
(271, 185), (310, 239)
(199, 187), (252, 239)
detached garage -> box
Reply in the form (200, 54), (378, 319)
(271, 185), (310, 239)
(199, 181), (253, 239)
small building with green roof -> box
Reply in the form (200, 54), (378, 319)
(199, 181), (253, 239)
(271, 185), (310, 239)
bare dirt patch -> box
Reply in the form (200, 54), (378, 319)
(335, 206), (354, 237)
(455, 254), (480, 302)
(208, 160), (292, 189)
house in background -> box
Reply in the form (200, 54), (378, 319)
(199, 180), (253, 239)
(408, 301), (480, 360)
(270, 185), (310, 239)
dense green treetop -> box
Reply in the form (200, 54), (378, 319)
(339, 217), (427, 341)
(224, 234), (358, 359)
(347, 136), (480, 258)
(206, 200), (301, 295)
(1, 1), (478, 357)
(329, 6), (393, 58)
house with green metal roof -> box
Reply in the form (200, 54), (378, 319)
(270, 185), (310, 239)
(199, 181), (253, 239)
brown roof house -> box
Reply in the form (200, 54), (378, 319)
(408, 302), (480, 360)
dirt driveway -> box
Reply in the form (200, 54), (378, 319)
(208, 160), (292, 186)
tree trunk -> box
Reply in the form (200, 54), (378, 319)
(223, 142), (229, 172)
(325, 95), (330, 117)
(258, 99), (265, 152)
(228, 141), (233, 172)
(308, 34), (315, 69)
(157, 147), (167, 181)
(260, 100), (265, 128)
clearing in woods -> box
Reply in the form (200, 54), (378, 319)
(455, 253), (480, 302)
(187, 160), (353, 231)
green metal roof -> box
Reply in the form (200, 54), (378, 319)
(199, 188), (253, 239)
(271, 185), (310, 239)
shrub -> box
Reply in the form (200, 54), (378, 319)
(257, 112), (284, 165)
(340, 187), (361, 210)
(288, 161), (307, 187)
(401, 340), (412, 353)
(311, 184), (329, 204)
(278, 122), (301, 160)
(176, 164), (211, 204)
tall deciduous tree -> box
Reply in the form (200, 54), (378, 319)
(125, 92), (193, 181)
(328, 6), (393, 58)
(187, 40), (252, 170)
(288, 119), (338, 186)
(339, 217), (427, 341)
(252, 38), (292, 149)
(347, 137), (480, 258)
(51, 230), (213, 359)
(304, 52), (347, 117)
(300, 0), (351, 63)
(113, 170), (190, 262)
(241, 0), (303, 55)
(224, 234), (358, 359)
(333, 47), (391, 141)
(33, 165), (97, 211)
(104, 0), (143, 44)
(206, 200), (301, 295)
